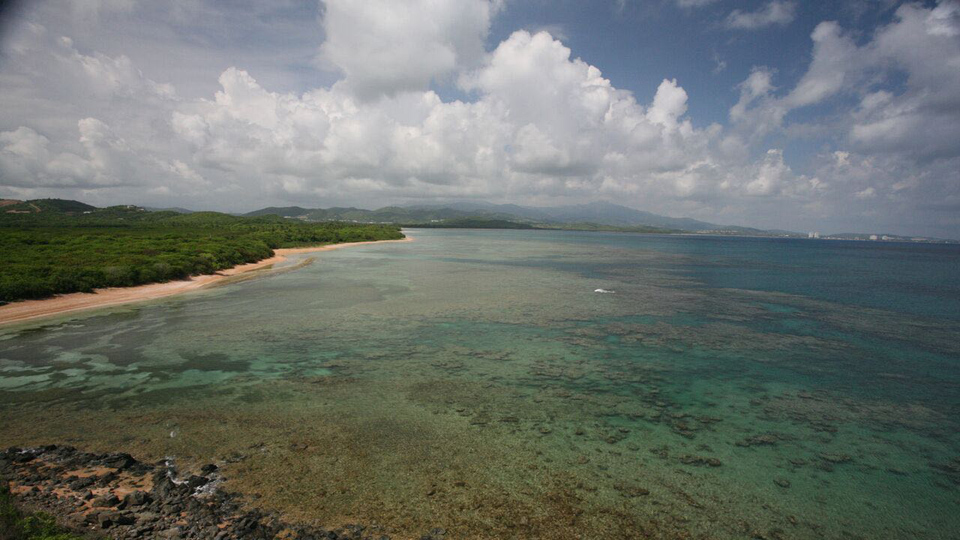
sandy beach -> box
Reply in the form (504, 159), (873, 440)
(0, 236), (412, 327)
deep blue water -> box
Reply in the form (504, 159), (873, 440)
(522, 231), (960, 320)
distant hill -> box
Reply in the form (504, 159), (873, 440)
(409, 201), (722, 231)
(245, 205), (521, 224)
(247, 200), (756, 233)
(245, 206), (313, 218)
(407, 218), (536, 229)
(3, 198), (96, 214)
(3, 198), (953, 241)
(143, 206), (195, 214)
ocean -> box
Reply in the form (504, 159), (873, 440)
(2, 229), (958, 539)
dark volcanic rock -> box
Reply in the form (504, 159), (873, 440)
(13, 452), (36, 463)
(1, 444), (451, 540)
(101, 452), (137, 470)
(92, 493), (120, 507)
(68, 476), (95, 490)
(98, 510), (135, 528)
(186, 474), (209, 489)
(123, 490), (151, 507)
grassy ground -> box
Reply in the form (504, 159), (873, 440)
(0, 484), (89, 540)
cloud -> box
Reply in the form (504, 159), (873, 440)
(524, 23), (569, 42)
(727, 67), (785, 146)
(171, 30), (715, 204)
(848, 1), (960, 160)
(712, 52), (727, 74)
(732, 1), (960, 162)
(780, 22), (857, 108)
(731, 68), (775, 121)
(647, 79), (689, 132)
(0, 22), (215, 197)
(726, 1), (796, 30)
(70, 0), (135, 19)
(0, 122), (126, 188)
(715, 1), (960, 235)
(318, 0), (497, 99)
(744, 149), (790, 196)
(0, 0), (958, 237)
(676, 0), (718, 8)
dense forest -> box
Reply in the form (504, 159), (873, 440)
(0, 200), (403, 303)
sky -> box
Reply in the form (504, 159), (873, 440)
(0, 1), (958, 237)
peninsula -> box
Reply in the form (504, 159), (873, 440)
(0, 199), (406, 325)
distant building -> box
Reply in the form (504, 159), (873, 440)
(808, 232), (820, 239)
(869, 234), (878, 241)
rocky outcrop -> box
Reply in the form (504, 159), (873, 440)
(1, 445), (445, 540)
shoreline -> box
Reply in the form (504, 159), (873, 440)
(1, 445), (434, 539)
(0, 236), (412, 328)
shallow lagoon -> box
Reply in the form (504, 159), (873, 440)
(2, 229), (959, 538)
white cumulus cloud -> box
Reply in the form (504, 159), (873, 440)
(726, 1), (796, 30)
(319, 0), (498, 99)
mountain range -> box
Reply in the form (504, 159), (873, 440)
(4, 198), (951, 242)
(245, 201), (773, 234)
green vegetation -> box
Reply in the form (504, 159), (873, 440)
(2, 199), (96, 215)
(0, 200), (403, 303)
(0, 484), (87, 540)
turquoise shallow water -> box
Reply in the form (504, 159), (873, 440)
(1, 229), (959, 539)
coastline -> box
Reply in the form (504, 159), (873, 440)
(0, 236), (412, 328)
(1, 445), (433, 539)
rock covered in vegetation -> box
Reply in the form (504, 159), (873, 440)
(0, 445), (440, 539)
